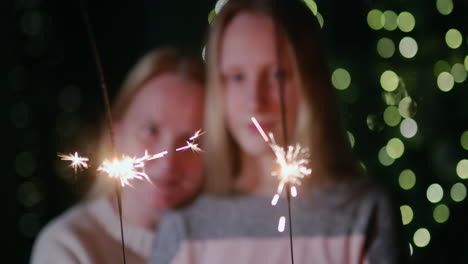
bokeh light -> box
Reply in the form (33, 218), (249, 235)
(398, 96), (416, 118)
(399, 169), (416, 190)
(378, 146), (395, 166)
(409, 243), (413, 256)
(434, 60), (451, 76)
(436, 0), (453, 15)
(367, 9), (384, 30)
(451, 63), (467, 83)
(461, 131), (468, 150)
(399, 37), (418, 58)
(377, 37), (395, 58)
(450, 182), (467, 202)
(366, 114), (384, 131)
(383, 105), (401, 127)
(433, 204), (450, 223)
(437, 72), (454, 92)
(386, 138), (405, 159)
(380, 70), (399, 91)
(465, 55), (468, 71)
(400, 118), (418, 138)
(397, 12), (415, 32)
(15, 152), (36, 178)
(414, 228), (431, 247)
(456, 159), (468, 179)
(17, 181), (42, 207)
(304, 0), (318, 15)
(400, 205), (413, 225)
(445, 29), (463, 49)
(331, 68), (351, 90)
(316, 12), (324, 28)
(427, 183), (444, 203)
(347, 131), (355, 148)
(383, 10), (398, 31)
(215, 0), (228, 13)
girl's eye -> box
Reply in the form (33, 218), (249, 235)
(271, 69), (286, 80)
(144, 124), (159, 137)
(226, 73), (244, 82)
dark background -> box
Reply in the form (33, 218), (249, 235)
(5, 0), (468, 263)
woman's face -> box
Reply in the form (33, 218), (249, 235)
(116, 73), (204, 209)
(220, 12), (298, 156)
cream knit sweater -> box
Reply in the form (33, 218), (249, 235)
(30, 196), (155, 264)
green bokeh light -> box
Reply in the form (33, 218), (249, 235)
(397, 12), (415, 32)
(450, 183), (467, 202)
(445, 29), (463, 49)
(399, 37), (418, 58)
(434, 60), (451, 76)
(399, 169), (416, 190)
(400, 205), (413, 225)
(451, 63), (467, 83)
(465, 55), (468, 71)
(331, 68), (351, 90)
(398, 97), (416, 118)
(456, 159), (468, 179)
(437, 72), (454, 92)
(413, 228), (431, 247)
(367, 9), (384, 30)
(383, 105), (401, 127)
(377, 37), (395, 58)
(461, 131), (468, 150)
(347, 131), (355, 148)
(380, 70), (399, 91)
(400, 118), (418, 138)
(378, 146), (395, 166)
(383, 10), (398, 31)
(433, 204), (450, 223)
(427, 183), (444, 203)
(304, 0), (318, 15)
(436, 0), (453, 15)
(387, 138), (405, 159)
(316, 12), (324, 28)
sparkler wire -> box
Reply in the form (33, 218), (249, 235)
(79, 1), (126, 263)
(273, 2), (294, 263)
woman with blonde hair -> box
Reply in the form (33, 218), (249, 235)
(31, 48), (206, 264)
(151, 0), (407, 263)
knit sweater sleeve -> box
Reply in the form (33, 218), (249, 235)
(151, 210), (186, 264)
(365, 187), (409, 264)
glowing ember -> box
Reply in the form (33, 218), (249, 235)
(176, 129), (205, 153)
(58, 152), (89, 173)
(97, 150), (168, 187)
(251, 117), (312, 206)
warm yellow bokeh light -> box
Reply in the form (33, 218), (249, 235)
(400, 118), (418, 138)
(331, 68), (351, 90)
(400, 205), (413, 225)
(437, 72), (454, 92)
(387, 138), (405, 159)
(383, 10), (398, 31)
(413, 228), (430, 247)
(451, 63), (467, 83)
(399, 169), (416, 190)
(380, 70), (399, 91)
(456, 159), (468, 179)
(383, 105), (401, 127)
(461, 131), (468, 150)
(378, 146), (395, 166)
(450, 183), (467, 202)
(367, 9), (384, 30)
(397, 12), (415, 32)
(377, 37), (395, 58)
(427, 183), (444, 203)
(399, 37), (418, 58)
(433, 204), (450, 223)
(436, 0), (453, 15)
(445, 29), (463, 49)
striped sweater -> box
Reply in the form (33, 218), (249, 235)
(151, 179), (408, 264)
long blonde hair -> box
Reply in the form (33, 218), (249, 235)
(204, 0), (360, 195)
(88, 47), (205, 198)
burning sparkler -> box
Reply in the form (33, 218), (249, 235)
(176, 129), (205, 152)
(97, 150), (168, 187)
(58, 152), (89, 173)
(251, 117), (312, 208)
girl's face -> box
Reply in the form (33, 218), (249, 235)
(220, 12), (298, 156)
(115, 73), (204, 209)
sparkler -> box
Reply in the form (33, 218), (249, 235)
(176, 129), (205, 152)
(58, 152), (89, 173)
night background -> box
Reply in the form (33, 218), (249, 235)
(5, 0), (468, 263)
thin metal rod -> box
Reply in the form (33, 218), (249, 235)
(286, 183), (295, 264)
(79, 1), (126, 263)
